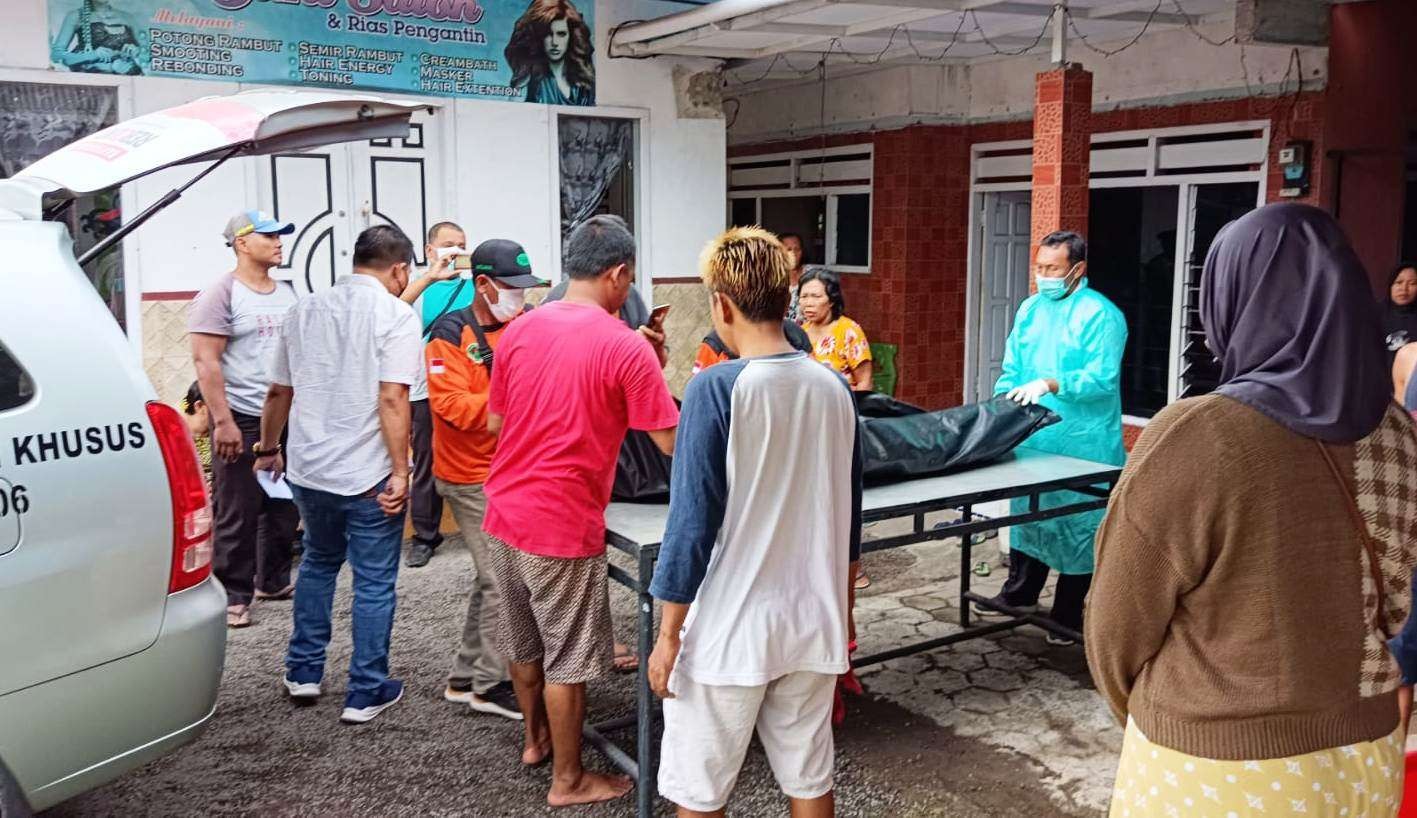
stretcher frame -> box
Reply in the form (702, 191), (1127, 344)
(586, 449), (1122, 818)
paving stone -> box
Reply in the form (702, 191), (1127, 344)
(999, 634), (1048, 656)
(1029, 668), (1081, 688)
(891, 607), (934, 625)
(950, 687), (1011, 715)
(856, 594), (904, 612)
(983, 649), (1037, 670)
(948, 712), (992, 738)
(935, 650), (986, 673)
(990, 729), (1044, 757)
(951, 635), (1003, 655)
(884, 654), (933, 675)
(921, 668), (970, 696)
(911, 620), (947, 639)
(861, 619), (919, 646)
(862, 670), (917, 698)
(836, 534), (1124, 815)
(900, 593), (952, 611)
(967, 667), (1025, 693)
(1031, 729), (1064, 748)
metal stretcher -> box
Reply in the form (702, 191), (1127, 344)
(587, 448), (1122, 818)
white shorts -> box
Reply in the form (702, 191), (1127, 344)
(658, 670), (836, 812)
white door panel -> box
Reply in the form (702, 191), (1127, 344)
(259, 150), (353, 298)
(261, 109), (445, 296)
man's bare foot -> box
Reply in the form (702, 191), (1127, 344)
(522, 739), (552, 766)
(547, 771), (633, 807)
(613, 642), (638, 673)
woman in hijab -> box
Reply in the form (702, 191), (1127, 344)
(1086, 203), (1417, 818)
(1382, 262), (1417, 363)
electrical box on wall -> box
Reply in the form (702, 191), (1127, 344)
(1277, 140), (1311, 198)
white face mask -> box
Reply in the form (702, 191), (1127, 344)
(488, 287), (526, 322)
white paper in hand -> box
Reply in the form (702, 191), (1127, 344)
(256, 470), (293, 500)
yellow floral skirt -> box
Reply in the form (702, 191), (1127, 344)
(1109, 718), (1405, 818)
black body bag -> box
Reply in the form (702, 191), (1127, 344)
(611, 399), (680, 503)
(854, 393), (1060, 485)
(610, 393), (1058, 501)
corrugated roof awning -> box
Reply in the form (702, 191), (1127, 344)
(611, 0), (1236, 74)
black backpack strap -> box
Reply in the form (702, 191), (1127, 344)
(467, 318), (495, 374)
(423, 278), (469, 339)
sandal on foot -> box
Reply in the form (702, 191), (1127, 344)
(226, 605), (252, 628)
(255, 584), (295, 602)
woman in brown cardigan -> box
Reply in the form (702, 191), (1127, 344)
(1087, 203), (1417, 817)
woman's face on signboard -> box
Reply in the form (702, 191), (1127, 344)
(544, 19), (570, 63)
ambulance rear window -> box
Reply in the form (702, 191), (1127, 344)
(0, 340), (35, 412)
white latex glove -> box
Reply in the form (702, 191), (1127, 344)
(1006, 379), (1052, 406)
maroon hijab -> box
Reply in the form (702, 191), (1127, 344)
(1201, 203), (1389, 443)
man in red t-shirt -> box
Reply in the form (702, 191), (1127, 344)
(483, 215), (679, 807)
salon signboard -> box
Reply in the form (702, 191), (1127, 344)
(47, 0), (596, 105)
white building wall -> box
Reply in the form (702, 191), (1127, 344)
(4, 0), (726, 400)
(8, 0), (724, 292)
(728, 20), (1327, 144)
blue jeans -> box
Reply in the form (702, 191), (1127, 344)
(1390, 569), (1417, 686)
(287, 480), (404, 695)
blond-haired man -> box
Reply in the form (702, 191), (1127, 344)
(647, 227), (862, 818)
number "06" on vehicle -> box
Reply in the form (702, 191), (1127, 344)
(0, 484), (29, 517)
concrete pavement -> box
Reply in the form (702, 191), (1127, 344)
(53, 524), (1118, 817)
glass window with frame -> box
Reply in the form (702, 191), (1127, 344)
(731, 191), (871, 272)
(728, 145), (872, 273)
(1088, 186), (1181, 418)
(0, 81), (124, 330)
(0, 339), (35, 413)
(558, 115), (635, 236)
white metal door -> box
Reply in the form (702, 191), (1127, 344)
(975, 191), (1032, 401)
(258, 146), (354, 298)
(260, 107), (445, 295)
(350, 108), (447, 268)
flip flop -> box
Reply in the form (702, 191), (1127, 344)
(255, 584), (295, 602)
(853, 572), (872, 590)
(226, 605), (252, 628)
(612, 644), (639, 673)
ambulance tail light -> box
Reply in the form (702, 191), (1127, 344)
(146, 402), (214, 594)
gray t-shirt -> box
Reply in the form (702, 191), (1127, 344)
(187, 274), (298, 416)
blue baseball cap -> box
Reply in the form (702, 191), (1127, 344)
(223, 209), (294, 245)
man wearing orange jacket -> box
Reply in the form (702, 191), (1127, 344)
(426, 238), (547, 719)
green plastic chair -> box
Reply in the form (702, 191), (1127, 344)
(870, 342), (898, 396)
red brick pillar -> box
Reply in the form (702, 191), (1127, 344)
(1030, 65), (1092, 267)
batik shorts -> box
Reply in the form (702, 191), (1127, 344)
(486, 535), (614, 685)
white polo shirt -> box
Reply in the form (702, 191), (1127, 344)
(269, 274), (422, 496)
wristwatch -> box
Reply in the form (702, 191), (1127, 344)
(251, 442), (282, 457)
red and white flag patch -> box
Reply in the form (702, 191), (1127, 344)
(429, 358), (446, 375)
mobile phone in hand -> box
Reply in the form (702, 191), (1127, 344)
(649, 303), (671, 330)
